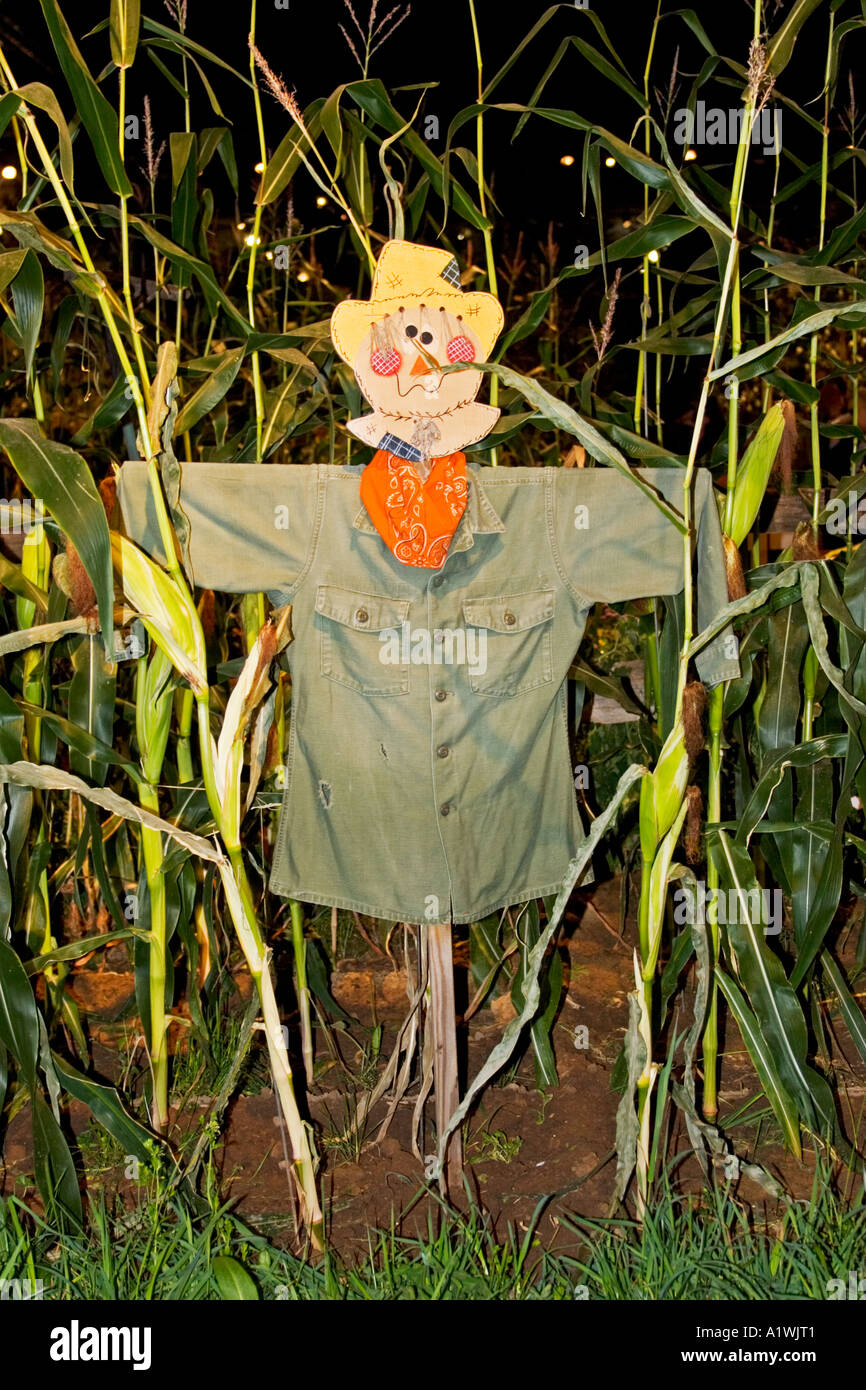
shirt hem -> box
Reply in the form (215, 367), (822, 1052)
(266, 878), (579, 925)
(696, 658), (741, 688)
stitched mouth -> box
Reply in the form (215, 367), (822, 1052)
(395, 377), (442, 398)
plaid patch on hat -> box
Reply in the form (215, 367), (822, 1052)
(439, 256), (461, 288)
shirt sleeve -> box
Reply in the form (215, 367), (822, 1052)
(117, 461), (319, 599)
(549, 466), (739, 688)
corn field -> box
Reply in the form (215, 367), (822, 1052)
(0, 0), (865, 1308)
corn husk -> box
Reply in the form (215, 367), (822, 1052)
(727, 401), (794, 547)
(111, 532), (207, 694)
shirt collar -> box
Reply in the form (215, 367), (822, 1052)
(352, 464), (505, 552)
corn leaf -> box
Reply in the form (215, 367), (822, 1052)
(24, 929), (143, 974)
(38, 0), (132, 197)
(448, 362), (688, 532)
(615, 989), (648, 1200)
(0, 617), (92, 657)
(109, 0), (140, 70)
(791, 760), (835, 946)
(767, 0), (824, 78)
(715, 968), (802, 1155)
(821, 951), (866, 1067)
(14, 83), (75, 187)
(789, 821), (846, 990)
(709, 831), (836, 1145)
(53, 1053), (158, 1167)
(0, 761), (222, 864)
(0, 249), (27, 297)
(710, 300), (866, 381)
(31, 1091), (82, 1224)
(737, 735), (849, 844)
(174, 346), (244, 436)
(0, 937), (39, 1087)
(0, 420), (114, 659)
(689, 563), (805, 659)
(67, 632), (117, 787)
(258, 101), (324, 206)
(18, 698), (138, 783)
(11, 250), (44, 390)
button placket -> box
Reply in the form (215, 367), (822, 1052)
(430, 569), (457, 825)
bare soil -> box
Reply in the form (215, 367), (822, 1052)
(2, 875), (863, 1263)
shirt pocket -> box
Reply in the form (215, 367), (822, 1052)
(316, 584), (411, 696)
(462, 588), (555, 697)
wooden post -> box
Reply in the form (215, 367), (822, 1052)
(427, 920), (462, 1194)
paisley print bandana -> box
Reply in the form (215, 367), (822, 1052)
(360, 450), (468, 569)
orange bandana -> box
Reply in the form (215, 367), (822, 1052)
(360, 450), (468, 569)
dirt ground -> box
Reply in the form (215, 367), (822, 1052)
(2, 875), (864, 1261)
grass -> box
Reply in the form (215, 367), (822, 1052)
(469, 1127), (523, 1164)
(1, 1149), (863, 1301)
(565, 1161), (866, 1300)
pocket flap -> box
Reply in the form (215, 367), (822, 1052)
(462, 589), (554, 633)
(316, 585), (410, 632)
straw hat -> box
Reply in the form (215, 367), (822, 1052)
(330, 240), (504, 365)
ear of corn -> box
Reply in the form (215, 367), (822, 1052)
(111, 532), (207, 694)
(640, 722), (689, 863)
(726, 401), (791, 547)
(215, 607), (292, 847)
(136, 642), (174, 786)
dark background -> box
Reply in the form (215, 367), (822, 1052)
(0, 0), (846, 235)
(0, 0), (861, 456)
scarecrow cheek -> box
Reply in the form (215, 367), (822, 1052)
(446, 335), (476, 364)
(370, 347), (402, 376)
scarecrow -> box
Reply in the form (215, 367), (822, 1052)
(119, 239), (738, 1191)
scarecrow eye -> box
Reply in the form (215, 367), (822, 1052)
(405, 324), (418, 338)
(420, 331), (433, 345)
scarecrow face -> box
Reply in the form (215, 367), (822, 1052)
(354, 308), (484, 422)
(331, 239), (505, 457)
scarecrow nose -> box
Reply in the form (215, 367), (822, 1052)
(410, 352), (440, 375)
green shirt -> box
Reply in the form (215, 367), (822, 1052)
(118, 461), (738, 925)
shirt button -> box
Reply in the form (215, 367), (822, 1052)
(503, 610), (516, 626)
(432, 574), (445, 588)
(440, 803), (451, 816)
(437, 745), (450, 759)
(434, 689), (447, 702)
(355, 607), (369, 624)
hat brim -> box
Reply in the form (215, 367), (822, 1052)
(331, 290), (504, 365)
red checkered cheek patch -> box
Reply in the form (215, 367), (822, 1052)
(370, 347), (402, 375)
(446, 335), (476, 363)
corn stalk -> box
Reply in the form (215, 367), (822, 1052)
(631, 37), (765, 1201)
(112, 531), (323, 1244)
